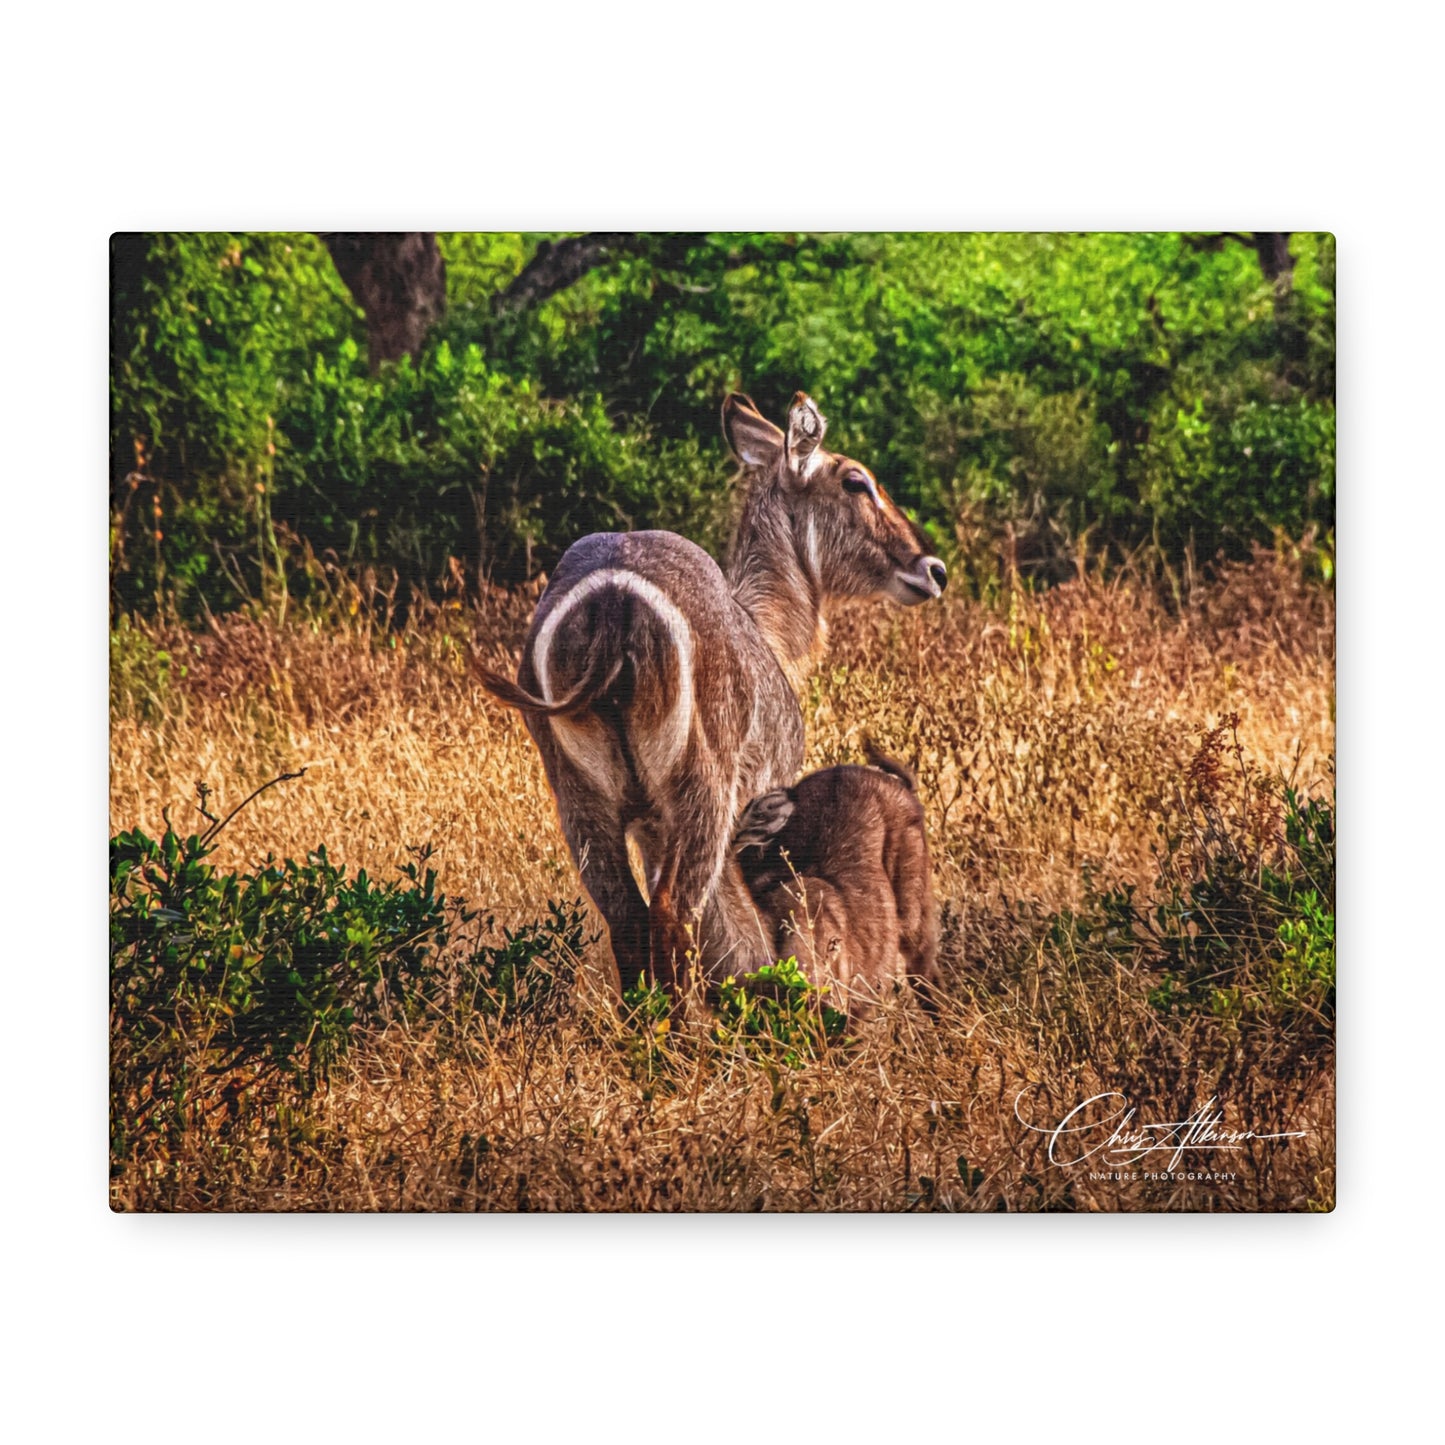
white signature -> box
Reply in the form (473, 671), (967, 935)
(1015, 1090), (1307, 1172)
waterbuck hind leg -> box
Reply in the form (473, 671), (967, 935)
(578, 832), (651, 995)
(898, 910), (942, 1015)
(647, 883), (695, 995)
(648, 795), (770, 996)
(536, 752), (651, 994)
(907, 960), (943, 1019)
(699, 854), (775, 984)
(604, 896), (652, 996)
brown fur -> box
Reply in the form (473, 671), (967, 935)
(732, 744), (941, 1019)
(479, 393), (945, 994)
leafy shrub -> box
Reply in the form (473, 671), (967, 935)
(713, 957), (849, 1068)
(276, 339), (728, 594)
(110, 233), (360, 611)
(1038, 716), (1335, 1036)
(618, 979), (675, 1083)
(110, 776), (594, 1154)
(611, 958), (850, 1080)
(1139, 384), (1336, 562)
(1143, 769), (1335, 1030)
(454, 899), (595, 1026)
(110, 808), (452, 1144)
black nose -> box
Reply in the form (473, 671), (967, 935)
(929, 560), (948, 591)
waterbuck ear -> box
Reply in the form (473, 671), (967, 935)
(722, 392), (784, 468)
(784, 392), (827, 484)
(732, 789), (797, 851)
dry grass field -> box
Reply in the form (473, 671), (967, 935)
(109, 547), (1335, 1211)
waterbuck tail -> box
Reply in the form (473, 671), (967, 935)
(862, 738), (918, 792)
(475, 614), (625, 718)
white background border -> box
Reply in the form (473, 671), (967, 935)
(4, 2), (1434, 1438)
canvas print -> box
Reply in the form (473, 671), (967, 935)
(109, 232), (1336, 1211)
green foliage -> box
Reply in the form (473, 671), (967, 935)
(1272, 889), (1336, 1013)
(109, 778), (593, 1154)
(110, 233), (360, 609)
(618, 979), (675, 1082)
(1142, 781), (1335, 1027)
(111, 231), (1335, 618)
(713, 957), (849, 1067)
(110, 816), (451, 1146)
(957, 1156), (987, 1192)
(109, 616), (179, 721)
(1040, 719), (1335, 1036)
(1138, 383), (1335, 561)
(457, 899), (595, 1024)
(276, 339), (724, 592)
(613, 959), (849, 1078)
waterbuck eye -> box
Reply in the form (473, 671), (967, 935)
(842, 471), (870, 494)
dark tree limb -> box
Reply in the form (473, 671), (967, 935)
(319, 232), (447, 372)
(1182, 231), (1295, 283)
(1182, 231), (1255, 252)
(492, 233), (651, 315)
(1181, 230), (1296, 321)
(491, 233), (839, 318)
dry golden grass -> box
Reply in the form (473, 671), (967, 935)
(110, 549), (1335, 1212)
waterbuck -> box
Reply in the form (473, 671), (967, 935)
(478, 392), (946, 993)
(732, 745), (941, 1019)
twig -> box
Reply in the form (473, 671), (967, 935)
(199, 769), (309, 848)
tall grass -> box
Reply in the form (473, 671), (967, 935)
(109, 546), (1334, 1211)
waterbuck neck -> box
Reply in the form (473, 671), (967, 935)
(726, 484), (827, 679)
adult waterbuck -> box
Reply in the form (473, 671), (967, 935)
(731, 744), (941, 1020)
(478, 392), (946, 993)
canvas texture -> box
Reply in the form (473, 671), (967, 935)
(109, 232), (1336, 1211)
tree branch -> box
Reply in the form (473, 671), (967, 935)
(1180, 231), (1294, 280)
(1180, 232), (1255, 252)
(492, 233), (650, 315)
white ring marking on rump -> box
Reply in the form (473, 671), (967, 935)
(533, 568), (695, 791)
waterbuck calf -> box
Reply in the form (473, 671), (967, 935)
(479, 392), (945, 993)
(732, 746), (941, 1019)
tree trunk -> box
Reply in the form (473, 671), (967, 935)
(1246, 231), (1307, 372)
(320, 232), (447, 372)
(1182, 231), (1299, 333)
(1249, 231), (1294, 284)
(1249, 232), (1296, 318)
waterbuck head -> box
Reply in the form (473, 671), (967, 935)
(722, 392), (947, 623)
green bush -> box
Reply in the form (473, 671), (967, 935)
(1139, 381), (1336, 561)
(110, 233), (360, 610)
(457, 899), (595, 1025)
(109, 778), (594, 1153)
(110, 815), (453, 1137)
(1142, 779), (1335, 1027)
(618, 978), (676, 1083)
(1038, 718), (1335, 1035)
(713, 957), (849, 1068)
(615, 956), (851, 1079)
(110, 231), (1335, 618)
(277, 340), (727, 589)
